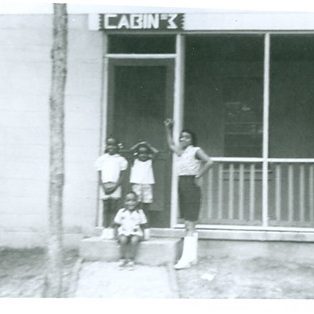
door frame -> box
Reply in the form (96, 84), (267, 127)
(98, 33), (185, 227)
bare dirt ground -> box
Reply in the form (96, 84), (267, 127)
(2, 248), (314, 298)
(75, 261), (175, 298)
(0, 248), (78, 297)
(175, 255), (314, 299)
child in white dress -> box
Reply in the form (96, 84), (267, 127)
(95, 137), (128, 231)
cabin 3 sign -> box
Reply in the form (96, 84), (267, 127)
(96, 13), (184, 31)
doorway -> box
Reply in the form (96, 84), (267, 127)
(107, 58), (174, 227)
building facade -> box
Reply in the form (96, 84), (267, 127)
(1, 9), (314, 247)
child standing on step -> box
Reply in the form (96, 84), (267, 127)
(95, 137), (128, 237)
(114, 191), (148, 269)
(129, 141), (158, 218)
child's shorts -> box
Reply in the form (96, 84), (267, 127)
(132, 184), (153, 203)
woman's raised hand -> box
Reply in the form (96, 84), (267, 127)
(164, 118), (174, 128)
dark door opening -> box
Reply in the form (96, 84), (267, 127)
(107, 59), (174, 227)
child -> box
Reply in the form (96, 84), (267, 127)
(95, 137), (128, 235)
(129, 141), (158, 218)
(114, 191), (148, 269)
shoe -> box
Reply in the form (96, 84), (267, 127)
(126, 260), (135, 270)
(174, 260), (192, 270)
(174, 234), (198, 270)
(144, 228), (150, 241)
(118, 259), (127, 267)
(100, 228), (114, 240)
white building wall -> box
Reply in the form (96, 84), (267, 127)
(63, 14), (103, 240)
(184, 12), (314, 30)
(0, 14), (103, 247)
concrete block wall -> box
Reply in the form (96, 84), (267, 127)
(198, 240), (314, 263)
(63, 15), (103, 239)
(0, 14), (103, 247)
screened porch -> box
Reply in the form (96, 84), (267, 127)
(181, 34), (314, 229)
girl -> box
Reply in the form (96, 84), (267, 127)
(114, 191), (148, 269)
(164, 119), (213, 269)
(95, 137), (128, 235)
(129, 141), (158, 215)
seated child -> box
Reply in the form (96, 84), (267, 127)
(113, 191), (148, 269)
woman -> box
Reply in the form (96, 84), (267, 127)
(164, 118), (213, 269)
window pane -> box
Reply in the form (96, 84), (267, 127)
(269, 35), (314, 158)
(223, 78), (263, 157)
(108, 35), (175, 53)
(184, 35), (264, 157)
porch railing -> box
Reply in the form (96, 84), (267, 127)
(198, 158), (314, 228)
(199, 158), (263, 226)
(268, 160), (314, 227)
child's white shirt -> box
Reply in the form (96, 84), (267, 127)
(114, 208), (147, 237)
(95, 153), (128, 183)
(130, 159), (155, 184)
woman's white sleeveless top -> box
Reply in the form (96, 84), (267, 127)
(177, 145), (201, 176)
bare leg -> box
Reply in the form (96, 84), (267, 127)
(185, 220), (196, 236)
(142, 203), (150, 227)
(102, 200), (110, 228)
(129, 235), (141, 261)
(106, 198), (120, 228)
(118, 235), (128, 260)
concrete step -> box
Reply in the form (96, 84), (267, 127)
(150, 228), (314, 242)
(79, 237), (181, 266)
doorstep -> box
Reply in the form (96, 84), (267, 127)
(79, 236), (181, 266)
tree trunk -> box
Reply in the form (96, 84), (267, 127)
(44, 3), (68, 298)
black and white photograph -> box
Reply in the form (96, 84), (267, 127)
(1, 0), (314, 309)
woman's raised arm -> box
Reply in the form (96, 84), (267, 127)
(164, 118), (180, 155)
